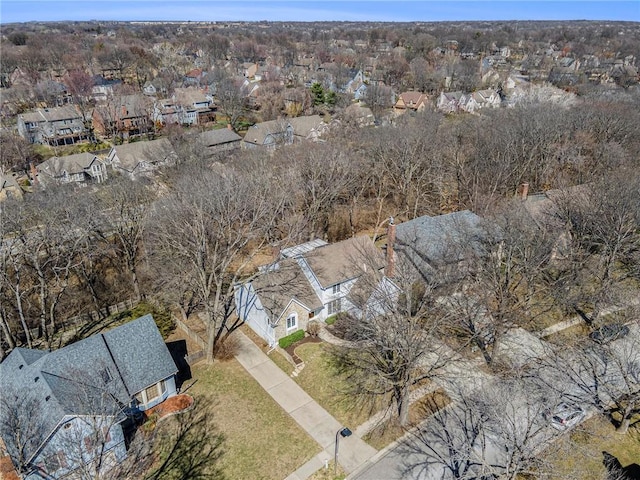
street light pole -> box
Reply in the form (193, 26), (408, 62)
(334, 427), (352, 477)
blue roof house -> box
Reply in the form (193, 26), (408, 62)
(0, 315), (178, 479)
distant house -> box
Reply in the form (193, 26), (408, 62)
(242, 119), (294, 149)
(36, 153), (107, 186)
(153, 88), (215, 126)
(142, 78), (167, 97)
(240, 62), (258, 79)
(394, 91), (429, 113)
(0, 315), (178, 479)
(197, 128), (242, 155)
(288, 115), (329, 142)
(465, 89), (501, 113)
(105, 138), (176, 178)
(183, 68), (205, 86)
(17, 106), (89, 146)
(436, 91), (465, 113)
(343, 103), (375, 127)
(92, 94), (153, 139)
(91, 75), (122, 103)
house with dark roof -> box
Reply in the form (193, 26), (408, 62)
(391, 210), (494, 283)
(105, 138), (176, 178)
(0, 315), (178, 479)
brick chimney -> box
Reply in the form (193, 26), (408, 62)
(385, 217), (396, 278)
(30, 162), (39, 185)
(519, 182), (529, 200)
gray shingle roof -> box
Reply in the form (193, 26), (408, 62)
(395, 211), (490, 277)
(37, 153), (101, 177)
(0, 315), (177, 464)
(108, 138), (175, 173)
(198, 128), (242, 147)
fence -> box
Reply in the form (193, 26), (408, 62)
(60, 296), (141, 331)
(174, 317), (207, 365)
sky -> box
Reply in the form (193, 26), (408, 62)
(1, 0), (638, 24)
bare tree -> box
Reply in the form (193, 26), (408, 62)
(403, 376), (552, 480)
(553, 171), (640, 326)
(95, 178), (157, 299)
(215, 74), (248, 132)
(331, 247), (453, 427)
(147, 164), (293, 362)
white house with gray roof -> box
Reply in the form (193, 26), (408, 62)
(0, 315), (177, 479)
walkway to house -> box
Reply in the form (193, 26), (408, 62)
(234, 332), (378, 480)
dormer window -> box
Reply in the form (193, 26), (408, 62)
(332, 283), (341, 295)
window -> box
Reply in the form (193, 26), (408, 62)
(145, 384), (160, 403)
(327, 298), (341, 315)
(286, 313), (297, 331)
(332, 283), (341, 294)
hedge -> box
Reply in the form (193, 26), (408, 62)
(279, 329), (305, 349)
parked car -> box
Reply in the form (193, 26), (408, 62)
(589, 323), (630, 344)
(545, 402), (586, 431)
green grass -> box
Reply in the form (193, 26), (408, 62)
(289, 343), (373, 429)
(546, 414), (640, 479)
(189, 359), (320, 480)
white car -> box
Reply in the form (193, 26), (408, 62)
(545, 402), (586, 431)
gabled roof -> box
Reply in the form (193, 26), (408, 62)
(198, 128), (242, 147)
(288, 115), (325, 138)
(109, 138), (175, 173)
(302, 236), (384, 289)
(251, 259), (323, 322)
(37, 153), (101, 177)
(0, 315), (177, 465)
(243, 119), (292, 146)
(395, 211), (491, 273)
(20, 105), (82, 124)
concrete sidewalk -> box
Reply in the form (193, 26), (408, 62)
(234, 331), (377, 479)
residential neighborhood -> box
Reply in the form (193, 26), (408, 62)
(1, 13), (639, 480)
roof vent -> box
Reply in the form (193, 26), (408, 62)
(18, 364), (23, 369)
(34, 376), (40, 382)
(45, 395), (51, 401)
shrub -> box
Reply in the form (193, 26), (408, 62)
(325, 315), (337, 326)
(279, 329), (305, 349)
(214, 334), (240, 361)
(307, 321), (321, 337)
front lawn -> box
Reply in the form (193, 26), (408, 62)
(188, 359), (320, 480)
(289, 343), (377, 430)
